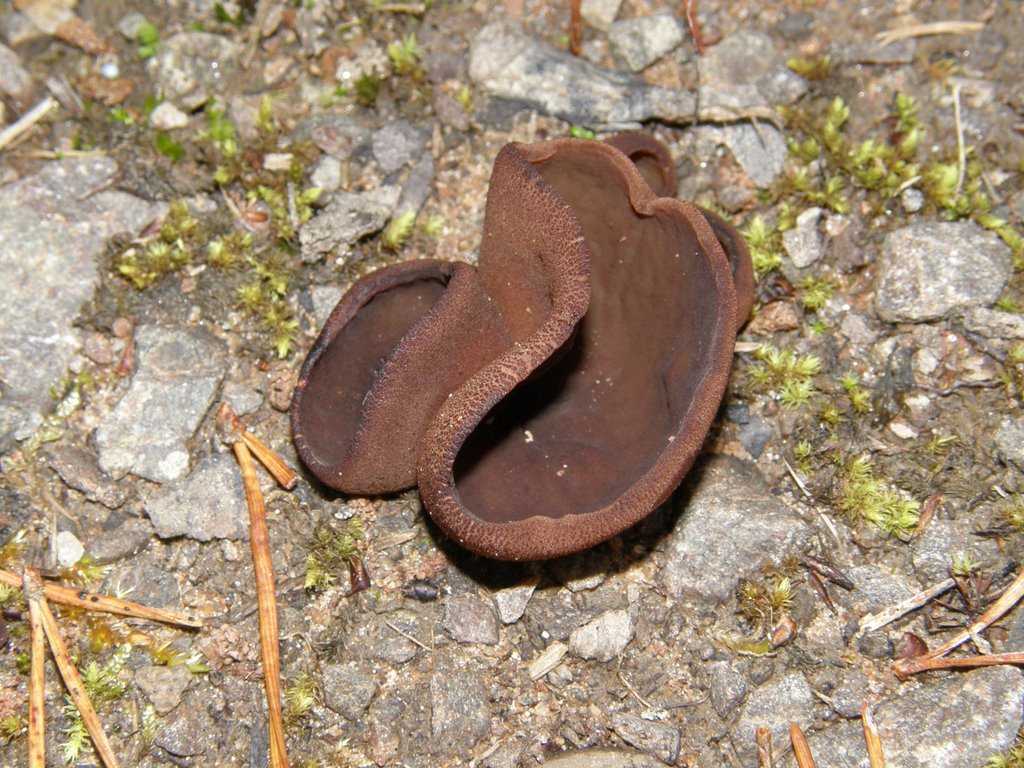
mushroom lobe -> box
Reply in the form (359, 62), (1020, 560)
(291, 136), (751, 561)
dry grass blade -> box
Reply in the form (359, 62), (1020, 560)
(24, 569), (122, 768)
(875, 20), (984, 46)
(893, 651), (1024, 679)
(789, 723), (817, 768)
(755, 725), (773, 767)
(233, 439), (290, 768)
(859, 577), (955, 633)
(862, 701), (885, 768)
(929, 568), (1024, 659)
(0, 96), (56, 152)
(23, 571), (46, 768)
(0, 568), (201, 629)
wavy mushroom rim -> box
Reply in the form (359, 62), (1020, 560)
(417, 139), (740, 561)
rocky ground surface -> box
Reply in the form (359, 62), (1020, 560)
(2, 0), (1024, 766)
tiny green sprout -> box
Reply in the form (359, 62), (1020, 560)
(355, 72), (382, 106)
(387, 33), (421, 78)
(214, 1), (246, 26)
(926, 432), (958, 455)
(420, 214), (445, 236)
(456, 84), (473, 112)
(838, 372), (871, 414)
(779, 378), (815, 410)
(998, 494), (1024, 532)
(136, 20), (160, 60)
(809, 319), (828, 334)
(381, 210), (416, 251)
(213, 165), (232, 186)
(742, 215), (784, 276)
(569, 125), (596, 140)
(822, 96), (850, 153)
(59, 556), (111, 586)
(0, 715), (24, 745)
(304, 519), (365, 592)
(768, 574), (794, 613)
(950, 552), (981, 578)
(999, 343), (1024, 398)
(257, 94), (275, 134)
(284, 671), (320, 726)
(110, 106), (134, 125)
(837, 455), (920, 538)
(817, 401), (846, 428)
(996, 297), (1022, 314)
(140, 704), (158, 744)
(793, 440), (812, 473)
(797, 275), (833, 312)
(204, 104), (238, 158)
(155, 131), (185, 162)
(785, 55), (834, 81)
(61, 699), (91, 763)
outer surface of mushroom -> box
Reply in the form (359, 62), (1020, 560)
(291, 135), (753, 561)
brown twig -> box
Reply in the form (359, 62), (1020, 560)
(216, 403), (297, 489)
(875, 20), (984, 46)
(894, 651), (1024, 679)
(0, 568), (201, 629)
(755, 725), (773, 767)
(680, 0), (705, 55)
(232, 438), (290, 768)
(862, 701), (885, 768)
(568, 0), (582, 56)
(927, 567), (1024, 659)
(0, 97), (56, 152)
(789, 723), (816, 768)
(23, 571), (46, 768)
(24, 569), (122, 768)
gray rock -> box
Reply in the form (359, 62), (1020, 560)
(55, 530), (84, 568)
(911, 518), (996, 584)
(147, 32), (242, 110)
(0, 159), (163, 451)
(789, 667), (1024, 768)
(134, 665), (192, 714)
(856, 630), (894, 659)
(581, 0), (624, 31)
(782, 207), (824, 268)
(699, 29), (804, 105)
(0, 42), (32, 110)
(698, 123), (788, 188)
(901, 186), (925, 214)
(88, 514), (154, 563)
(357, 610), (430, 664)
(444, 594), (500, 645)
(112, 559), (182, 610)
(738, 417), (773, 459)
(0, 12), (43, 46)
(997, 417), (1024, 467)
(609, 713), (681, 765)
(469, 19), (696, 126)
(875, 222), (1012, 323)
(569, 609), (633, 662)
(843, 36), (916, 66)
(117, 12), (149, 39)
(149, 101), (189, 131)
(299, 185), (400, 263)
(733, 671), (817, 765)
(493, 577), (538, 624)
(154, 690), (220, 757)
(310, 155), (343, 194)
(220, 381), (262, 416)
(429, 655), (491, 752)
(144, 454), (247, 541)
(307, 284), (346, 327)
(962, 307), (1024, 339)
(47, 445), (129, 509)
(608, 14), (684, 72)
(661, 457), (814, 602)
(321, 660), (378, 720)
(96, 326), (227, 483)
(843, 564), (915, 616)
(371, 120), (428, 174)
(394, 152), (436, 220)
(544, 749), (663, 768)
(708, 661), (749, 717)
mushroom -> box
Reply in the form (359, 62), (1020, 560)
(291, 135), (753, 560)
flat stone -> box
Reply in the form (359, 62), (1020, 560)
(134, 664), (192, 715)
(543, 749), (662, 768)
(444, 594), (500, 645)
(429, 655), (491, 752)
(144, 454), (247, 541)
(733, 671), (818, 765)
(147, 32), (242, 110)
(911, 518), (997, 584)
(0, 158), (163, 451)
(962, 307), (1024, 339)
(55, 530), (84, 568)
(306, 284), (346, 327)
(609, 713), (681, 765)
(310, 154), (343, 194)
(394, 152), (436, 220)
(699, 123), (788, 188)
(47, 444), (128, 509)
(321, 660), (377, 720)
(96, 325), (227, 483)
(661, 457), (814, 603)
(299, 185), (400, 263)
(996, 417), (1024, 467)
(875, 222), (1012, 323)
(790, 667), (1024, 768)
(154, 690), (220, 757)
(568, 609), (634, 662)
(708, 661), (749, 717)
(371, 120), (428, 174)
(580, 0), (624, 31)
(607, 14), (684, 72)
(0, 42), (33, 110)
(469, 19), (695, 126)
(782, 207), (825, 268)
(149, 101), (189, 130)
(493, 576), (538, 624)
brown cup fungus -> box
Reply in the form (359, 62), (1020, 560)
(291, 135), (754, 561)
